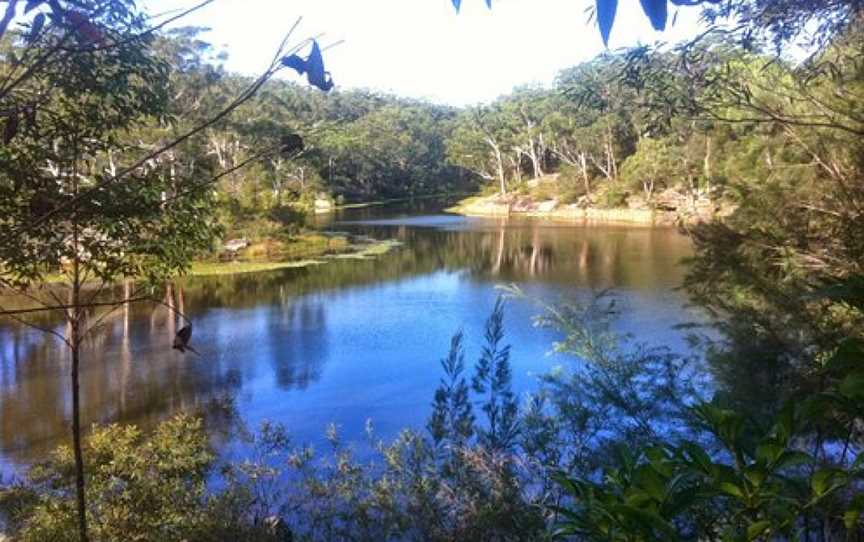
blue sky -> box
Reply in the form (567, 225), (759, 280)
(143, 0), (704, 105)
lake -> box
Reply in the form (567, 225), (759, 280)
(0, 200), (699, 475)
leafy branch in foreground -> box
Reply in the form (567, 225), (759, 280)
(0, 3), (335, 541)
(551, 279), (864, 541)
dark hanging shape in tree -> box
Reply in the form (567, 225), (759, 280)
(281, 54), (306, 75)
(3, 114), (19, 144)
(280, 133), (304, 157)
(27, 12), (45, 44)
(305, 41), (334, 91)
(486, 0), (492, 7)
(65, 10), (104, 44)
(639, 0), (668, 31)
(280, 40), (334, 92)
(0, 0), (17, 42)
(597, 0), (618, 46)
(29, 192), (53, 217)
(173, 324), (200, 355)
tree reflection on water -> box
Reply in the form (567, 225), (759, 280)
(0, 212), (693, 472)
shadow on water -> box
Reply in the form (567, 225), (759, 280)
(0, 199), (698, 473)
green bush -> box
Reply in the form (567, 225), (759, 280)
(0, 415), (290, 542)
(558, 186), (587, 205)
(269, 204), (309, 233)
(601, 184), (629, 208)
(530, 182), (558, 201)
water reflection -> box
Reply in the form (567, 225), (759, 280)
(1, 204), (695, 472)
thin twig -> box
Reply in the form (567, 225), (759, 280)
(0, 301), (70, 344)
(0, 296), (152, 316)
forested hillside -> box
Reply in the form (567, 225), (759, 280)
(146, 28), (469, 240)
(148, 23), (864, 234)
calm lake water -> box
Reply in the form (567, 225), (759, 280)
(0, 200), (699, 475)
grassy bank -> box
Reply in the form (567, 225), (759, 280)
(189, 235), (402, 277)
(187, 260), (325, 276)
(32, 235), (402, 284)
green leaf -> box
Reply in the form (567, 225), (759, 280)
(719, 482), (745, 500)
(772, 401), (797, 443)
(845, 509), (862, 530)
(839, 371), (864, 400)
(756, 442), (783, 466)
(823, 339), (864, 374)
(743, 465), (767, 488)
(617, 505), (681, 542)
(844, 495), (864, 530)
(810, 468), (844, 497)
(646, 446), (673, 476)
(680, 441), (713, 472)
(634, 465), (666, 501)
(811, 469), (831, 495)
(772, 450), (812, 471)
(747, 520), (771, 541)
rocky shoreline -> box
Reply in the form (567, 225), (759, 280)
(447, 189), (728, 226)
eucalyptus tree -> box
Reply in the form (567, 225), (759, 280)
(446, 104), (516, 195)
(500, 87), (556, 180)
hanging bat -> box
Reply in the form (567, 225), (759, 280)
(173, 324), (200, 355)
(281, 40), (334, 92)
(280, 133), (304, 157)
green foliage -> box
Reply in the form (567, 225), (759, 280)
(7, 416), (206, 541)
(472, 298), (520, 452)
(551, 277), (864, 541)
(0, 415), (296, 542)
(619, 137), (676, 201)
(0, 6), (219, 288)
(428, 330), (475, 448)
(600, 185), (629, 208)
(429, 297), (521, 459)
(553, 396), (864, 541)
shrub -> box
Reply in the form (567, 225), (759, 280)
(530, 182), (558, 201)
(0, 415), (291, 542)
(558, 186), (587, 205)
(4, 415), (211, 542)
(600, 184), (629, 208)
(269, 204), (308, 232)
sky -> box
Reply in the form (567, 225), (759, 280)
(143, 0), (705, 106)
